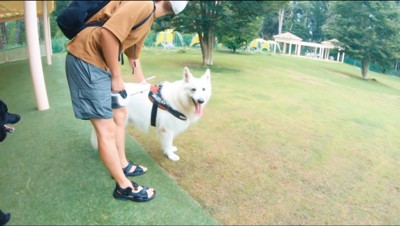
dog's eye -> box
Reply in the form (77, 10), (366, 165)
(191, 88), (196, 92)
(202, 88), (206, 91)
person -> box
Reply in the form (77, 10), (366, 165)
(65, 1), (188, 202)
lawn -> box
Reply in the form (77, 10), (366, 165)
(0, 53), (218, 225)
(127, 48), (400, 225)
(1, 48), (399, 225)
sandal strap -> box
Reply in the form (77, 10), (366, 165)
(115, 182), (152, 201)
(122, 161), (135, 174)
(123, 161), (145, 176)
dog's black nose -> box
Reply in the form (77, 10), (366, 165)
(198, 98), (204, 104)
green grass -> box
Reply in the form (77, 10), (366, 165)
(0, 54), (218, 225)
(1, 48), (400, 225)
(128, 49), (400, 225)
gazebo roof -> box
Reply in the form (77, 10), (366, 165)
(321, 39), (344, 50)
(273, 32), (303, 41)
(0, 1), (54, 23)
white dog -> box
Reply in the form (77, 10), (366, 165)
(91, 67), (211, 161)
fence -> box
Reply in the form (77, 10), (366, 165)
(0, 43), (47, 63)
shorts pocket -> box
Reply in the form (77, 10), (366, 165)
(79, 88), (109, 100)
(88, 64), (111, 84)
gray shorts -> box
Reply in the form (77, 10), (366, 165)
(65, 53), (112, 120)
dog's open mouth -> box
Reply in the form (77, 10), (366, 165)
(4, 125), (15, 133)
(192, 99), (203, 117)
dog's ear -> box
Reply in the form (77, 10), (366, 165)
(0, 100), (7, 124)
(0, 100), (7, 115)
(202, 69), (211, 81)
(183, 67), (192, 82)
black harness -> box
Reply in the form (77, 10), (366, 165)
(148, 84), (187, 127)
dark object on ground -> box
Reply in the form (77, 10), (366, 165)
(0, 100), (21, 142)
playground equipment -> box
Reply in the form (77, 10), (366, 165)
(189, 34), (219, 48)
(248, 38), (280, 53)
(155, 29), (185, 49)
(190, 34), (200, 47)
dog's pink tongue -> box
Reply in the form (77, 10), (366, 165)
(195, 103), (203, 116)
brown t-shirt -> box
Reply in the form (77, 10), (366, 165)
(66, 1), (155, 70)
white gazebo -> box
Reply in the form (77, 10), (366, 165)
(0, 1), (54, 111)
(273, 32), (345, 63)
(273, 32), (303, 55)
(321, 39), (345, 63)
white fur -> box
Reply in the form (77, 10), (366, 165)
(91, 67), (211, 161)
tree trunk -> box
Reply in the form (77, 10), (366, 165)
(361, 59), (369, 79)
(0, 22), (7, 49)
(16, 20), (22, 45)
(278, 9), (284, 34)
(199, 32), (215, 65)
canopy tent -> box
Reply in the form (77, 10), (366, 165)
(0, 1), (55, 111)
(155, 29), (185, 49)
(189, 34), (200, 47)
(248, 38), (280, 52)
(189, 34), (219, 48)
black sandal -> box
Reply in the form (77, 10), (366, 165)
(123, 161), (146, 177)
(113, 181), (156, 202)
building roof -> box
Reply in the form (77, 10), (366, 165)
(273, 32), (303, 41)
(0, 1), (54, 23)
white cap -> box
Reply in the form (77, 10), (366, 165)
(169, 1), (188, 14)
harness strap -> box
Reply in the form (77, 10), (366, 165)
(151, 101), (158, 127)
(149, 84), (187, 127)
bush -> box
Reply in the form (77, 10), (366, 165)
(52, 38), (68, 53)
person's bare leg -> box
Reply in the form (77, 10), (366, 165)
(113, 107), (147, 174)
(90, 118), (154, 196)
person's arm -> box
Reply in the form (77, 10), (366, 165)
(126, 38), (146, 83)
(129, 58), (146, 83)
(100, 27), (124, 92)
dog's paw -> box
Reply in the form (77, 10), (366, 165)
(172, 146), (178, 152)
(166, 152), (180, 161)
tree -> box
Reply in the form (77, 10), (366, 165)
(167, 1), (281, 65)
(265, 1), (328, 42)
(15, 20), (23, 45)
(217, 2), (264, 53)
(308, 1), (329, 42)
(0, 23), (7, 49)
(323, 1), (400, 79)
(51, 1), (71, 38)
(284, 1), (312, 41)
(170, 1), (222, 65)
(278, 8), (284, 35)
(260, 1), (289, 39)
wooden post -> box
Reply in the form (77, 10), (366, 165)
(25, 1), (49, 111)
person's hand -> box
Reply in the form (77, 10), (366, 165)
(111, 76), (125, 92)
(111, 76), (128, 108)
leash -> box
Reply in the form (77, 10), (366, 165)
(128, 76), (156, 96)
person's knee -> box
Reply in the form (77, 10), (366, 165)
(113, 108), (127, 126)
(91, 119), (117, 141)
